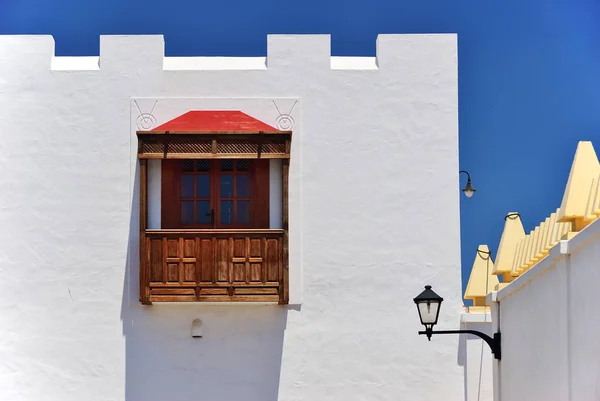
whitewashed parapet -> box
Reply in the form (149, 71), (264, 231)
(0, 34), (457, 72)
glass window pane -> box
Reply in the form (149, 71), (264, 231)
(221, 159), (234, 172)
(237, 160), (250, 171)
(181, 201), (194, 224)
(237, 200), (250, 224)
(196, 201), (211, 224)
(220, 174), (233, 197)
(181, 175), (194, 198)
(236, 175), (250, 197)
(197, 160), (211, 172)
(182, 160), (195, 172)
(220, 201), (233, 224)
(196, 175), (210, 198)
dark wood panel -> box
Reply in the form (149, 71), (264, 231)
(142, 229), (285, 303)
(254, 159), (270, 228)
(200, 238), (213, 282)
(217, 239), (229, 282)
(150, 238), (163, 282)
(161, 159), (180, 229)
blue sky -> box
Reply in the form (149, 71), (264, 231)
(2, 0), (600, 298)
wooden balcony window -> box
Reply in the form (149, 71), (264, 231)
(142, 230), (285, 303)
(137, 111), (291, 304)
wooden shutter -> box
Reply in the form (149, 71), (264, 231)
(253, 159), (270, 229)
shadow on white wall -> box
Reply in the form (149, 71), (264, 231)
(122, 305), (287, 401)
(122, 164), (288, 401)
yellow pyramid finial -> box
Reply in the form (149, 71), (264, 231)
(493, 212), (525, 283)
(558, 141), (600, 230)
(465, 245), (499, 311)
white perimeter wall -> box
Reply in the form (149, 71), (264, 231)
(495, 217), (600, 401)
(0, 34), (462, 401)
(460, 313), (494, 401)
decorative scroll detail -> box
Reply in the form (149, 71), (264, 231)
(273, 100), (297, 131)
(134, 100), (158, 131)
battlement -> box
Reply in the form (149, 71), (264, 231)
(0, 34), (456, 72)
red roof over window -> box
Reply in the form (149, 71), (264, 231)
(147, 110), (284, 134)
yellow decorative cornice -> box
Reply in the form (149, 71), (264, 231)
(585, 176), (600, 221)
(510, 239), (525, 278)
(508, 208), (574, 278)
(534, 218), (549, 260)
(465, 245), (499, 309)
(489, 142), (598, 290)
(492, 212), (526, 283)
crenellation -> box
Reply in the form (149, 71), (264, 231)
(376, 33), (457, 72)
(99, 35), (165, 71)
(266, 34), (331, 70)
(0, 34), (459, 73)
(0, 35), (55, 72)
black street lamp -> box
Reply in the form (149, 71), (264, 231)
(413, 285), (502, 360)
(459, 170), (476, 198)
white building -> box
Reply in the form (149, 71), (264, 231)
(0, 34), (468, 400)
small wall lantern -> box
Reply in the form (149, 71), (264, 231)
(191, 319), (203, 338)
(413, 285), (501, 359)
(459, 170), (476, 198)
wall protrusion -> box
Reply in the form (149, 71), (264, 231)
(99, 35), (165, 72)
(266, 34), (331, 70)
(0, 35), (54, 73)
(375, 34), (457, 72)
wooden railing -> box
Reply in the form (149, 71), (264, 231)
(140, 229), (287, 304)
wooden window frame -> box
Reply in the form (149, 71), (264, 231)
(138, 130), (290, 305)
(161, 159), (270, 230)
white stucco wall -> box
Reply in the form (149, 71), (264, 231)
(494, 217), (600, 401)
(0, 34), (462, 401)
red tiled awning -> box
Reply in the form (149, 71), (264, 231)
(141, 110), (286, 135)
(136, 110), (291, 159)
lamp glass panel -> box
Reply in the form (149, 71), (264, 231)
(417, 300), (440, 324)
